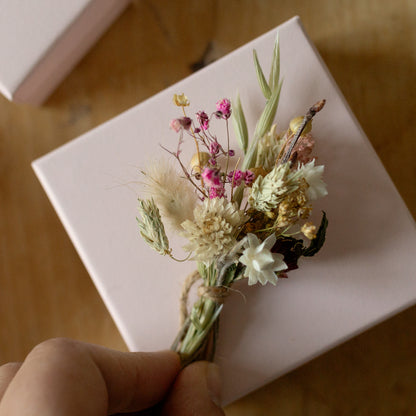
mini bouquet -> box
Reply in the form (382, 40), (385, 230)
(137, 35), (328, 366)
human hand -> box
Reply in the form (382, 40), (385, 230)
(0, 338), (225, 415)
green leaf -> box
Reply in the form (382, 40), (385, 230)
(231, 92), (248, 154)
(241, 135), (259, 172)
(303, 212), (328, 257)
(197, 262), (207, 280)
(241, 32), (282, 174)
(232, 182), (245, 208)
(254, 80), (282, 139)
(253, 49), (271, 99)
(268, 33), (280, 92)
(222, 263), (237, 286)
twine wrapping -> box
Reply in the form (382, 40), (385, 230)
(179, 270), (230, 325)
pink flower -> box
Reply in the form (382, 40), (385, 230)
(244, 170), (255, 185)
(201, 167), (222, 188)
(179, 117), (192, 130)
(215, 98), (231, 119)
(209, 141), (221, 155)
(209, 186), (226, 199)
(227, 170), (244, 187)
(197, 111), (210, 130)
(169, 117), (192, 132)
(169, 118), (181, 132)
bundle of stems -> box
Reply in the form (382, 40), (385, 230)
(171, 260), (241, 366)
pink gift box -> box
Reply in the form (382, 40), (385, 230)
(0, 0), (130, 104)
(32, 16), (416, 404)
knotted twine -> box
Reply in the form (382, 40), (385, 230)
(179, 270), (229, 325)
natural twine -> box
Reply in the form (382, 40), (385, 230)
(179, 270), (229, 325)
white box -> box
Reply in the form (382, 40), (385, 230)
(32, 17), (416, 404)
(0, 0), (130, 104)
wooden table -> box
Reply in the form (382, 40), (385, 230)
(1, 0), (415, 413)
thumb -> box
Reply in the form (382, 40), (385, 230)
(162, 361), (225, 416)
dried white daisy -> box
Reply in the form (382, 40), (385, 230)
(297, 160), (328, 200)
(239, 233), (287, 286)
(181, 198), (247, 262)
(143, 160), (197, 230)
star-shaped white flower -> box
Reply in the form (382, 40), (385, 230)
(298, 159), (328, 200)
(239, 233), (287, 286)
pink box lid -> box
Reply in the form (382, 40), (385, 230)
(0, 0), (130, 104)
(32, 16), (416, 404)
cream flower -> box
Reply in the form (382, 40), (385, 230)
(297, 159), (328, 200)
(181, 198), (247, 261)
(248, 162), (301, 212)
(239, 233), (287, 286)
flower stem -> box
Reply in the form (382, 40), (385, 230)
(281, 99), (326, 164)
(183, 107), (205, 189)
(224, 119), (231, 181)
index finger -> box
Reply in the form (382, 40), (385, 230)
(0, 338), (180, 416)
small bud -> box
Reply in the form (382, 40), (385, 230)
(173, 93), (190, 107)
(311, 99), (326, 114)
(301, 222), (317, 240)
(209, 142), (221, 155)
(169, 119), (181, 132)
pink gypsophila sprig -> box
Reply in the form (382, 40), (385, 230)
(196, 111), (210, 130)
(215, 98), (232, 119)
(201, 167), (222, 188)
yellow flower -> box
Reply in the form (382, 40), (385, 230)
(173, 93), (190, 107)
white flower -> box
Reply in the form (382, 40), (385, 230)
(144, 161), (197, 230)
(297, 159), (328, 200)
(181, 198), (247, 261)
(239, 233), (287, 286)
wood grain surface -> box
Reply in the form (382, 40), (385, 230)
(1, 0), (415, 414)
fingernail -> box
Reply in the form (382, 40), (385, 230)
(206, 362), (222, 407)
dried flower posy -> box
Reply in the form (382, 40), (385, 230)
(137, 35), (328, 366)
